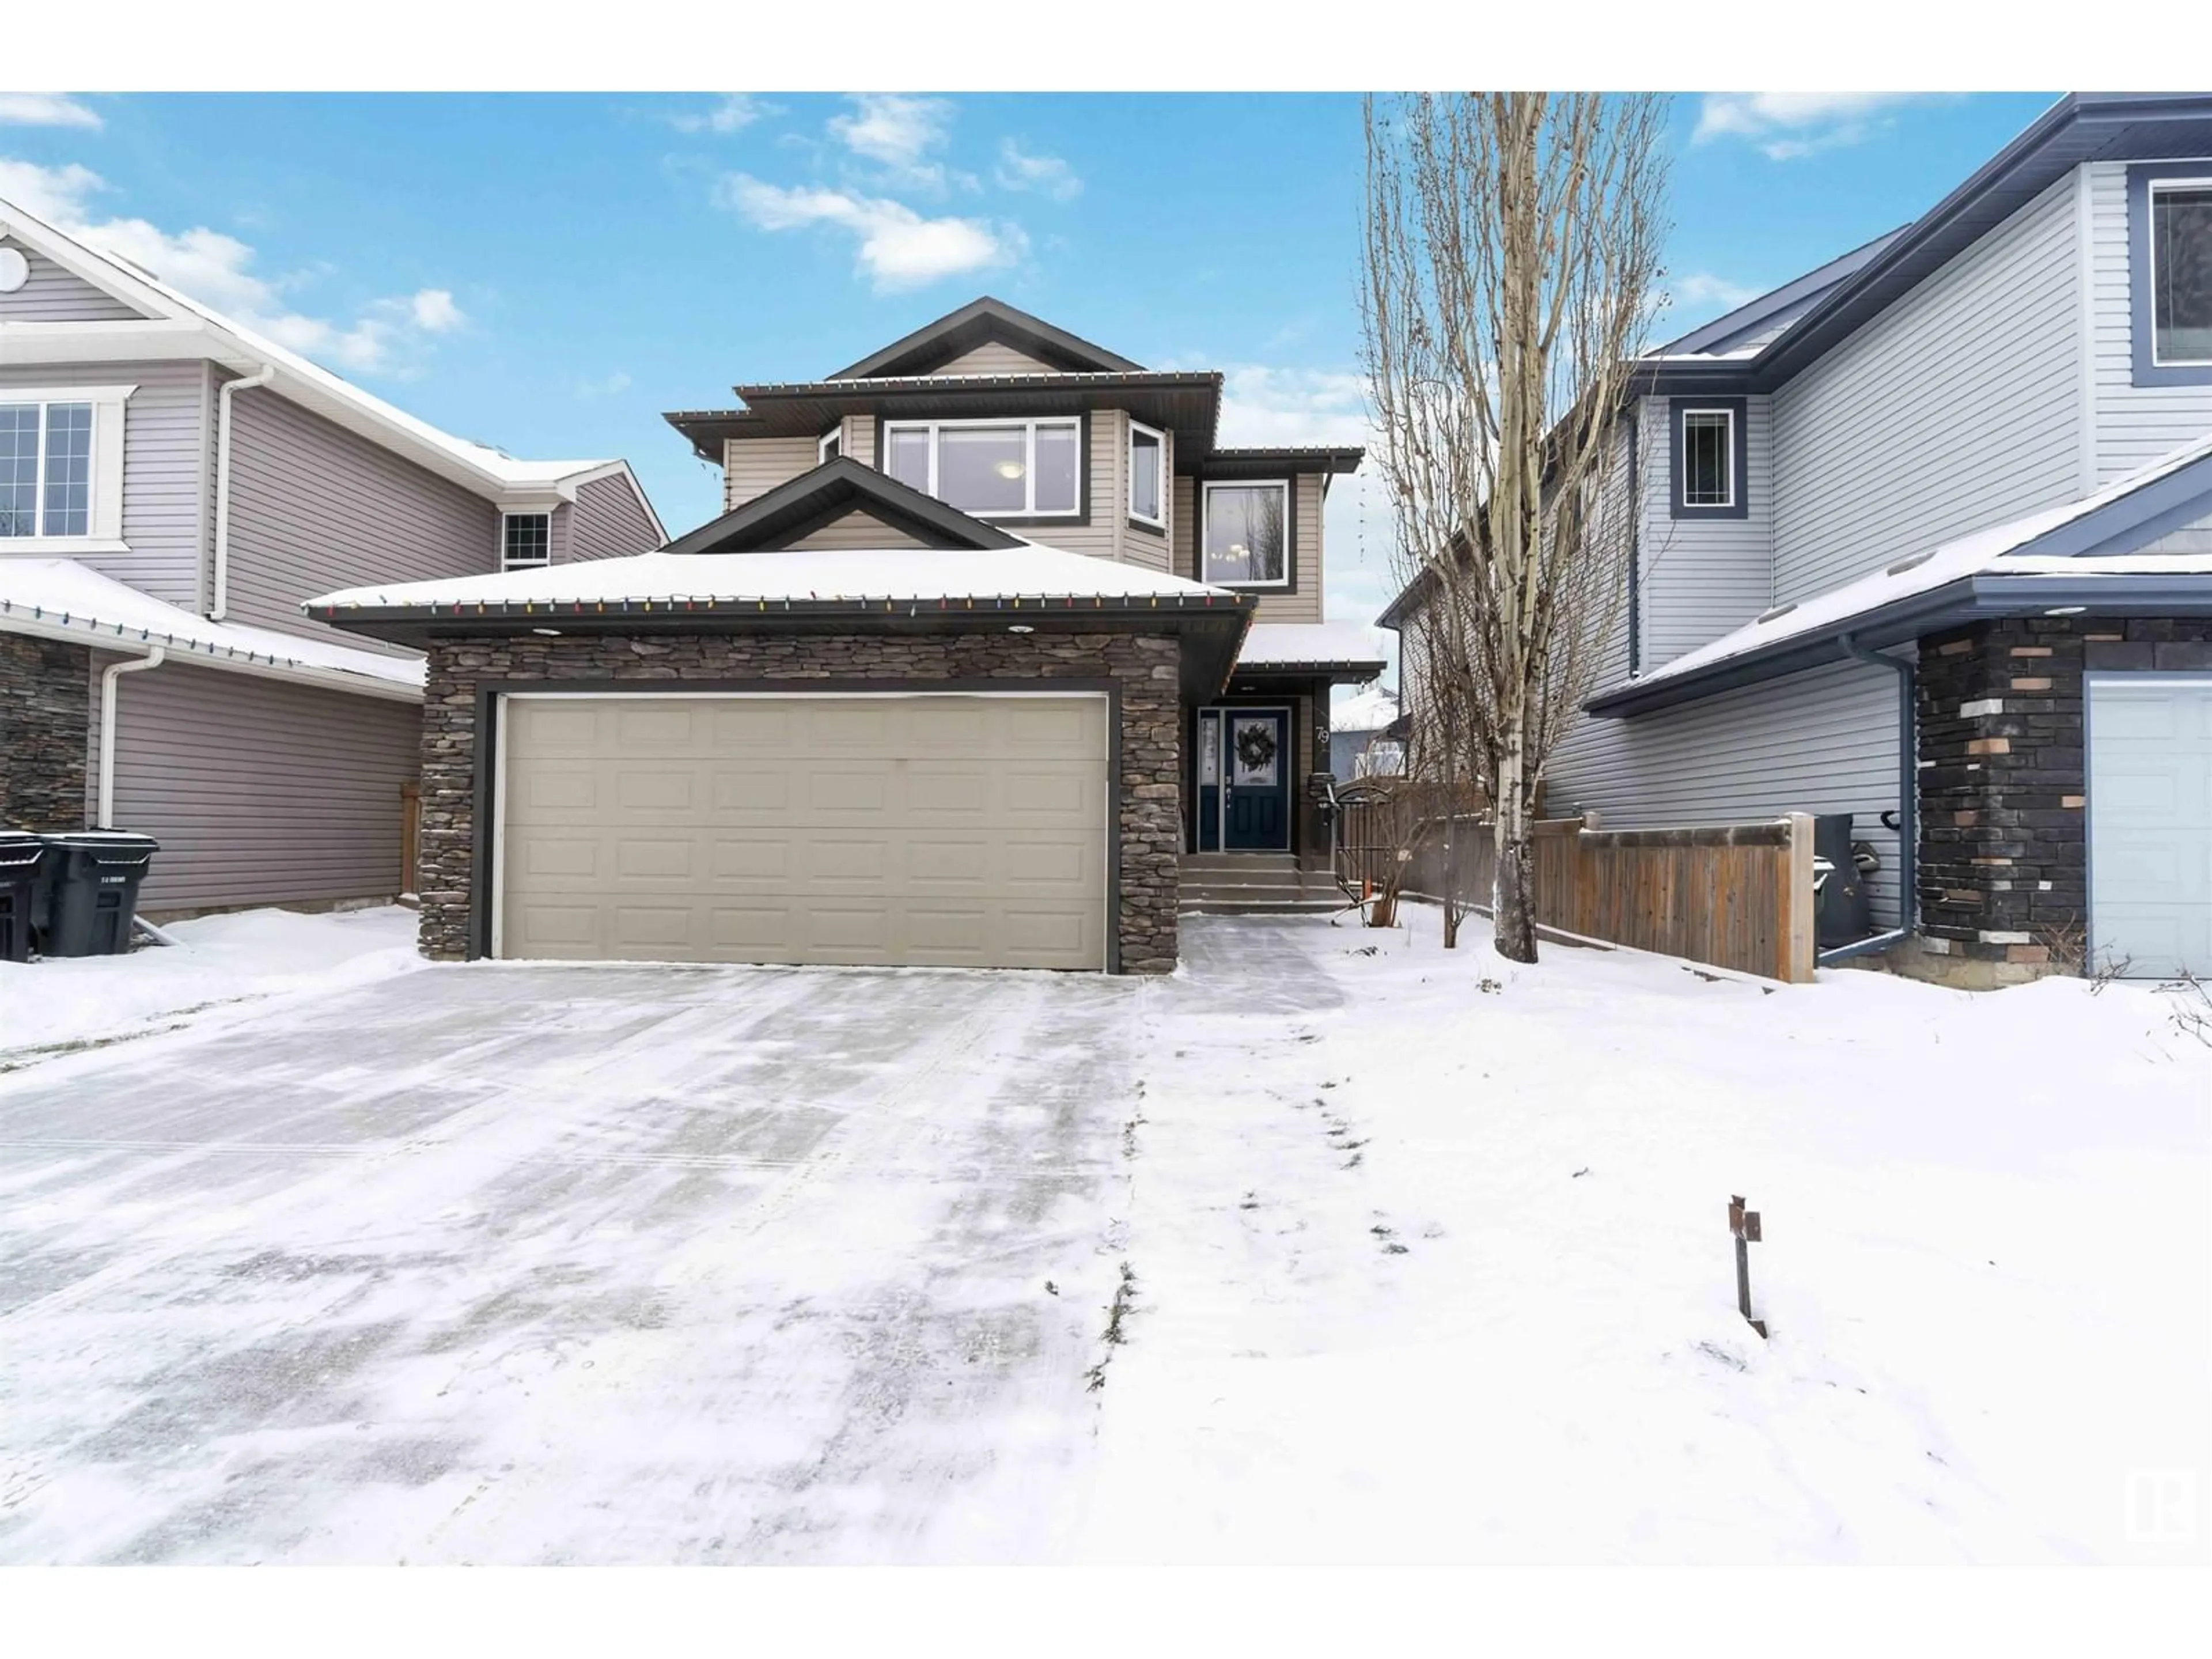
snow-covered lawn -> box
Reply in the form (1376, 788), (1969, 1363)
(0, 904), (423, 1063)
(1084, 910), (2212, 1564)
(0, 906), (2205, 1563)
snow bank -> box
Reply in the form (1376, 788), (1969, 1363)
(1081, 910), (2212, 1564)
(0, 905), (424, 1059)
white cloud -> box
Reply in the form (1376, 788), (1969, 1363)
(0, 155), (466, 374)
(1692, 93), (1944, 161)
(671, 94), (766, 136)
(829, 93), (955, 190)
(995, 139), (1081, 202)
(717, 173), (1025, 291)
(0, 93), (102, 130)
(574, 370), (632, 400)
(1671, 271), (1764, 312)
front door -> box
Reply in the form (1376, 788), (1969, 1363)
(1222, 709), (1290, 851)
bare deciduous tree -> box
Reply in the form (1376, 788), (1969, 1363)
(1361, 92), (1668, 962)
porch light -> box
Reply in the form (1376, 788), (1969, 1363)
(1007, 624), (1035, 634)
(2043, 605), (2085, 616)
(532, 627), (562, 636)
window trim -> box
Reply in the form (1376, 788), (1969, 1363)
(501, 510), (553, 571)
(1200, 477), (1294, 590)
(1667, 396), (1749, 521)
(2127, 161), (2212, 388)
(0, 384), (132, 552)
(878, 415), (1086, 522)
(1127, 417), (1168, 532)
(817, 427), (842, 465)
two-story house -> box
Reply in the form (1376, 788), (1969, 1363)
(306, 296), (1381, 973)
(1384, 91), (2212, 983)
(0, 194), (662, 918)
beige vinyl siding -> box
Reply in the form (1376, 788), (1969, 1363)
(0, 359), (210, 609)
(1249, 474), (1323, 624)
(108, 660), (421, 912)
(2085, 160), (2212, 485)
(1770, 170), (2082, 603)
(840, 413), (877, 467)
(219, 380), (498, 649)
(0, 242), (145, 322)
(1171, 474), (1196, 578)
(563, 471), (660, 561)
(723, 435), (821, 510)
(1639, 395), (1775, 669)
(933, 341), (1062, 376)
(790, 509), (932, 551)
(1123, 423), (1172, 571)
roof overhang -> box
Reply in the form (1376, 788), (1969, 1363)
(1588, 571), (2212, 719)
(661, 456), (1025, 554)
(1200, 447), (1366, 482)
(666, 372), (1224, 466)
(313, 593), (1252, 701)
(827, 296), (1145, 379)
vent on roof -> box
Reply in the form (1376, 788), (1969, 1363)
(1885, 550), (1936, 575)
(1756, 601), (1798, 624)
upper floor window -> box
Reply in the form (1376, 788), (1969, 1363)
(1202, 480), (1289, 588)
(502, 512), (551, 571)
(1668, 396), (1749, 521)
(882, 417), (1081, 518)
(818, 427), (841, 464)
(2128, 163), (2212, 388)
(1, 400), (93, 539)
(1128, 419), (1165, 529)
(2150, 180), (2212, 368)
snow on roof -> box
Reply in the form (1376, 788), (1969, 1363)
(1630, 429), (2212, 691)
(0, 558), (423, 692)
(306, 543), (1238, 612)
(1332, 684), (1400, 730)
(1237, 620), (1388, 669)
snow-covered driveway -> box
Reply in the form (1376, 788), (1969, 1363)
(0, 955), (1162, 1564)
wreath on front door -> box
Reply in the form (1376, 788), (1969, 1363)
(1234, 724), (1278, 775)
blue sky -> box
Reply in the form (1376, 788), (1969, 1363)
(1, 90), (2059, 632)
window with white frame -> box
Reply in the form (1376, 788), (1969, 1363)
(0, 397), (97, 540)
(881, 417), (1081, 517)
(818, 427), (842, 464)
(2150, 179), (2212, 368)
(502, 512), (551, 570)
(1128, 419), (1165, 529)
(1679, 409), (1734, 509)
(1202, 480), (1289, 587)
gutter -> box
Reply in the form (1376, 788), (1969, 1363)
(209, 363), (276, 621)
(97, 647), (165, 827)
(1821, 632), (1916, 966)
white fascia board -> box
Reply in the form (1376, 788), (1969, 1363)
(0, 319), (211, 365)
(0, 609), (423, 703)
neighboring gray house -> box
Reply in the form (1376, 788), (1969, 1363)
(1385, 92), (2212, 983)
(0, 195), (663, 916)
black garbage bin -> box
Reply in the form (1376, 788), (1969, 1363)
(36, 832), (160, 958)
(1, 832), (51, 964)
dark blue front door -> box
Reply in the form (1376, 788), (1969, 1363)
(1223, 710), (1290, 851)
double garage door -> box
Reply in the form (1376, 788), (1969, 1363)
(2090, 676), (2212, 979)
(497, 692), (1109, 970)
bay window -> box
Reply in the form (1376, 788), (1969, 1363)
(1202, 480), (1289, 587)
(881, 417), (1081, 517)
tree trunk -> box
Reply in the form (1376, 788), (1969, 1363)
(1441, 821), (1462, 948)
(1493, 728), (1539, 963)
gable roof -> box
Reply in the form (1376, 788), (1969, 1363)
(1587, 429), (2212, 718)
(0, 192), (662, 532)
(827, 296), (1145, 380)
(661, 456), (1027, 555)
(1643, 92), (2212, 395)
(1652, 227), (1909, 361)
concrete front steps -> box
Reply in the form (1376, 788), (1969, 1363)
(1179, 853), (1354, 916)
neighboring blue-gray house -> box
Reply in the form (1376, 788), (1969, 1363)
(1385, 91), (2212, 983)
(0, 193), (664, 917)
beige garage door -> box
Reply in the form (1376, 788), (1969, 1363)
(498, 692), (1109, 969)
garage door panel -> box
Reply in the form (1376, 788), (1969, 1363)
(501, 693), (1108, 969)
(2091, 678), (2212, 978)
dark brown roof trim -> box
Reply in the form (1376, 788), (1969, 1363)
(826, 296), (1145, 380)
(659, 456), (1025, 555)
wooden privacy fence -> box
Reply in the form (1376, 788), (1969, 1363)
(399, 781), (422, 899)
(1411, 811), (1817, 983)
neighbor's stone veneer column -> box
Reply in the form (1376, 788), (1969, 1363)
(1916, 615), (2212, 977)
(0, 632), (92, 831)
(415, 631), (1184, 972)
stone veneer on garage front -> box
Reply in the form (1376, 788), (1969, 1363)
(1915, 613), (2212, 981)
(417, 630), (1186, 972)
(0, 632), (90, 832)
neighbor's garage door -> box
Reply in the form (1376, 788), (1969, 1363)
(498, 692), (1109, 969)
(2089, 676), (2212, 978)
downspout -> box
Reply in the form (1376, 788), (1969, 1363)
(209, 364), (276, 621)
(1821, 632), (1915, 964)
(97, 647), (165, 828)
